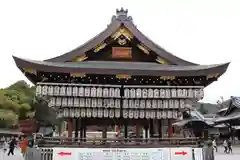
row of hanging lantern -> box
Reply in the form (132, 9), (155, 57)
(36, 85), (121, 98)
(57, 108), (181, 119)
(36, 84), (204, 99)
(124, 88), (204, 99)
(48, 97), (186, 109)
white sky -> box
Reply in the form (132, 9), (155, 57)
(0, 0), (239, 103)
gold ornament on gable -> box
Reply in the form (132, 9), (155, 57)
(72, 54), (88, 62)
(156, 57), (168, 64)
(206, 73), (219, 79)
(23, 68), (36, 75)
(136, 44), (150, 55)
(94, 43), (107, 53)
(160, 76), (176, 81)
(116, 74), (131, 79)
(111, 27), (133, 41)
(70, 73), (86, 78)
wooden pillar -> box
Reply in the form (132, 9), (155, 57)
(158, 119), (162, 139)
(74, 118), (79, 141)
(79, 119), (83, 141)
(144, 125), (149, 139)
(136, 123), (141, 138)
(67, 118), (73, 138)
(124, 124), (128, 139)
(168, 119), (172, 137)
(102, 126), (107, 144)
(149, 120), (154, 137)
(83, 119), (86, 142)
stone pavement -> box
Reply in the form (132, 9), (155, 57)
(0, 148), (24, 160)
(215, 146), (240, 160)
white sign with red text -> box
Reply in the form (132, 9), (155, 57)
(53, 147), (170, 160)
(170, 148), (193, 160)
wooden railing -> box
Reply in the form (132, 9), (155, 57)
(36, 137), (201, 148)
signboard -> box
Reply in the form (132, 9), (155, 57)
(53, 148), (170, 160)
(170, 148), (193, 160)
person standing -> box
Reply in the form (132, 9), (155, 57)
(7, 138), (17, 156)
(227, 139), (232, 153)
(3, 140), (8, 153)
(212, 139), (217, 152)
(20, 138), (28, 157)
(223, 139), (228, 153)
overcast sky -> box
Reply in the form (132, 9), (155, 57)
(0, 0), (239, 103)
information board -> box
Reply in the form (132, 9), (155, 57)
(53, 148), (170, 160)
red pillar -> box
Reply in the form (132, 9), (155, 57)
(67, 119), (73, 138)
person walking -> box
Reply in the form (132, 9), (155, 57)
(212, 139), (217, 152)
(227, 139), (232, 153)
(7, 138), (17, 156)
(20, 138), (28, 157)
(223, 139), (228, 153)
(3, 140), (8, 153)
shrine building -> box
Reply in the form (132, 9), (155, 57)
(13, 8), (229, 141)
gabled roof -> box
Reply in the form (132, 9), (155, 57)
(44, 8), (197, 65)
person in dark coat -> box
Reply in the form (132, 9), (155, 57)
(8, 138), (17, 156)
(227, 139), (232, 153)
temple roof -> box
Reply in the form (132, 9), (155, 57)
(12, 8), (230, 81)
(13, 56), (229, 76)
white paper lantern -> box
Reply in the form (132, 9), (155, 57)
(134, 110), (139, 119)
(130, 89), (136, 98)
(129, 110), (134, 119)
(163, 100), (168, 108)
(165, 89), (171, 98)
(92, 109), (97, 117)
(146, 100), (152, 108)
(182, 89), (188, 98)
(63, 108), (69, 117)
(159, 89), (165, 98)
(72, 87), (78, 96)
(157, 111), (161, 119)
(109, 109), (114, 118)
(140, 100), (145, 108)
(115, 88), (120, 98)
(115, 109), (120, 118)
(158, 100), (163, 109)
(115, 99), (121, 108)
(48, 86), (53, 96)
(167, 111), (172, 118)
(169, 100), (174, 109)
(177, 89), (183, 98)
(92, 99), (97, 108)
(85, 87), (91, 97)
(70, 109), (75, 117)
(187, 89), (193, 98)
(139, 110), (145, 119)
(103, 99), (109, 108)
(174, 100), (179, 109)
(109, 99), (115, 108)
(67, 98), (73, 107)
(97, 88), (103, 97)
(48, 97), (55, 107)
(150, 111), (155, 119)
(85, 98), (91, 107)
(103, 88), (109, 97)
(62, 98), (67, 107)
(73, 98), (79, 107)
(97, 99), (103, 108)
(91, 87), (97, 97)
(171, 89), (177, 98)
(162, 111), (167, 119)
(136, 89), (142, 98)
(78, 87), (84, 97)
(145, 111), (151, 119)
(152, 100), (157, 108)
(42, 86), (48, 95)
(60, 86), (66, 96)
(97, 109), (103, 118)
(81, 108), (86, 117)
(104, 109), (109, 118)
(142, 89), (148, 98)
(199, 89), (204, 99)
(124, 88), (130, 98)
(179, 100), (185, 108)
(153, 89), (159, 98)
(75, 109), (80, 118)
(53, 86), (60, 96)
(87, 108), (92, 117)
(109, 88), (115, 97)
(79, 98), (85, 107)
(134, 100), (140, 108)
(147, 89), (154, 98)
(129, 100), (134, 108)
(123, 109), (128, 118)
(123, 100), (129, 108)
(56, 97), (62, 106)
(36, 85), (42, 95)
(66, 86), (72, 96)
(173, 111), (178, 119)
